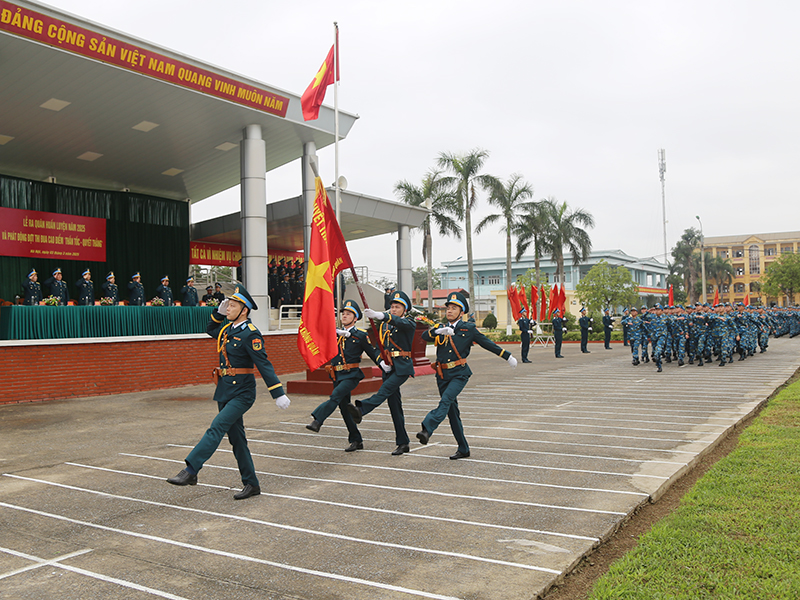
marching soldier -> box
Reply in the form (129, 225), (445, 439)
(647, 303), (669, 372)
(156, 276), (173, 306)
(22, 269), (42, 305)
(627, 307), (643, 365)
(517, 306), (534, 363)
(416, 292), (517, 459)
(128, 272), (145, 306)
(101, 272), (119, 305)
(181, 277), (199, 307)
(306, 299), (383, 451)
(345, 290), (414, 455)
(166, 284), (291, 499)
(602, 307), (614, 349)
(552, 307), (566, 358)
(44, 268), (69, 305)
(75, 269), (94, 306)
(579, 307), (592, 353)
(621, 308), (630, 346)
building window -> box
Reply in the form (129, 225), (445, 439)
(782, 246), (794, 254)
(736, 267), (744, 276)
(734, 249), (744, 258)
(707, 285), (714, 294)
(480, 276), (485, 285)
(718, 250), (728, 259)
(734, 283), (745, 293)
(749, 244), (760, 275)
(488, 275), (500, 285)
(721, 284), (730, 293)
(764, 247), (777, 256)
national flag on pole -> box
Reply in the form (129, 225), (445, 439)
(548, 284), (558, 319)
(507, 286), (521, 321)
(530, 285), (538, 314)
(713, 288), (719, 305)
(539, 285), (547, 322)
(558, 284), (567, 315)
(300, 36), (340, 121)
(668, 284), (674, 305)
(518, 284), (530, 315)
(297, 177), (354, 370)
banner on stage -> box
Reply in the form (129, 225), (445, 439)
(190, 242), (242, 267)
(0, 207), (106, 261)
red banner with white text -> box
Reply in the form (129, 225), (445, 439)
(190, 241), (242, 267)
(0, 207), (106, 261)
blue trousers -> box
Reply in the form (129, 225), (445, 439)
(185, 395), (258, 487)
(422, 373), (471, 455)
(358, 371), (410, 446)
(312, 377), (363, 443)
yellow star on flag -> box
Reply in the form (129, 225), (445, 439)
(304, 258), (331, 302)
(312, 62), (328, 89)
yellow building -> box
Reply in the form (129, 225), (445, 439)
(702, 231), (800, 306)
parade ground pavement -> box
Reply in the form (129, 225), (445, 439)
(2, 339), (798, 599)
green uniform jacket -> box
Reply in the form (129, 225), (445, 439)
(422, 320), (512, 379)
(377, 312), (416, 377)
(331, 328), (381, 382)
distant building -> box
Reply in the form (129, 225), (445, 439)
(701, 231), (800, 306)
(440, 250), (668, 321)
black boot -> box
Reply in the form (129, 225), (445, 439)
(698, 358), (704, 366)
(656, 362), (663, 373)
(678, 359), (684, 366)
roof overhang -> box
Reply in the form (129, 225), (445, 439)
(0, 0), (357, 202)
(191, 189), (430, 250)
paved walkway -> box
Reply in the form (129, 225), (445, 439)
(1, 338), (797, 599)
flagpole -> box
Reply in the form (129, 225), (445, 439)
(333, 21), (342, 325)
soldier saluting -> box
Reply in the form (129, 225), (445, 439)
(44, 268), (69, 305)
(75, 269), (94, 306)
(101, 272), (119, 305)
(128, 272), (145, 306)
(22, 269), (42, 305)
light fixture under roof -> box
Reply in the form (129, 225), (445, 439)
(40, 98), (71, 111)
(132, 121), (159, 132)
(215, 142), (237, 151)
(162, 168), (184, 176)
(77, 151), (103, 162)
(350, 229), (366, 234)
(0, 134), (14, 145)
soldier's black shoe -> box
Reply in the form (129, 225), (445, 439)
(306, 419), (322, 432)
(719, 360), (726, 367)
(656, 363), (663, 373)
(698, 358), (704, 366)
(632, 358), (640, 366)
(643, 356), (649, 363)
(688, 358), (694, 364)
(760, 348), (766, 353)
(166, 469), (197, 486)
(416, 428), (430, 445)
(233, 484), (261, 500)
(678, 359), (684, 366)
(391, 444), (409, 455)
(450, 451), (470, 460)
(345, 402), (363, 424)
(344, 442), (363, 452)
(666, 356), (672, 363)
(728, 357), (734, 364)
(522, 359), (532, 363)
(556, 355), (564, 358)
(738, 354), (746, 361)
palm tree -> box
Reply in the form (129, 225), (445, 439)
(708, 255), (734, 301)
(514, 198), (555, 286)
(475, 174), (534, 328)
(437, 149), (500, 307)
(395, 170), (462, 310)
(670, 228), (701, 303)
(544, 198), (595, 284)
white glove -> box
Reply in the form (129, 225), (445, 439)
(275, 394), (291, 410)
(588, 327), (593, 331)
(379, 360), (392, 373)
(507, 356), (518, 368)
(434, 326), (455, 336)
(336, 328), (350, 338)
(590, 318), (594, 322)
(528, 330), (534, 334)
(364, 308), (386, 321)
(217, 298), (229, 314)
(563, 327), (567, 332)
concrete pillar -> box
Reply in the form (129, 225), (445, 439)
(240, 124), (270, 332)
(301, 141), (317, 269)
(397, 224), (412, 295)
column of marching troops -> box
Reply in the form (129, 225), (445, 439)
(19, 268), (227, 307)
(619, 302), (800, 372)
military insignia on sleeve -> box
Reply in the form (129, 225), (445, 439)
(252, 338), (263, 351)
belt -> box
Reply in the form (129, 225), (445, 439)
(389, 351), (412, 358)
(216, 367), (255, 376)
(327, 362), (361, 372)
(439, 358), (467, 370)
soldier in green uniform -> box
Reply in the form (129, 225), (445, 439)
(22, 269), (42, 305)
(306, 299), (384, 451)
(101, 272), (119, 305)
(181, 277), (199, 306)
(416, 292), (517, 459)
(75, 269), (94, 306)
(167, 284), (291, 499)
(128, 272), (145, 306)
(345, 290), (414, 455)
(579, 307), (592, 353)
(156, 276), (173, 306)
(44, 268), (69, 305)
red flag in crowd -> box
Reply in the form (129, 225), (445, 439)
(530, 285), (538, 314)
(558, 284), (567, 314)
(300, 35), (340, 121)
(668, 284), (674, 305)
(507, 286), (521, 321)
(539, 285), (547, 321)
(744, 293), (750, 306)
(518, 284), (530, 315)
(297, 177), (354, 370)
(548, 284), (558, 319)
(713, 288), (719, 305)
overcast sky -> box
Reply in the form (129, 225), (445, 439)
(46, 0), (800, 282)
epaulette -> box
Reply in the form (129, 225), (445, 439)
(357, 328), (367, 333)
(248, 323), (257, 331)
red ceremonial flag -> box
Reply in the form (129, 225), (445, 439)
(539, 285), (547, 322)
(713, 288), (719, 305)
(518, 284), (530, 315)
(530, 285), (538, 313)
(548, 284), (558, 319)
(668, 284), (674, 305)
(744, 293), (750, 306)
(507, 286), (520, 321)
(300, 36), (340, 121)
(558, 284), (567, 315)
(297, 178), (354, 370)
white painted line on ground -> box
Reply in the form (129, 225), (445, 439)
(0, 548), (92, 581)
(65, 463), (597, 542)
(0, 501), (464, 600)
(123, 453), (629, 515)
(0, 546), (188, 599)
(634, 379), (647, 383)
(242, 438), (667, 482)
(409, 441), (441, 452)
(172, 442), (654, 494)
(556, 401), (574, 408)
(2, 476), (561, 576)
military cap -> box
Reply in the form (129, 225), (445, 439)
(161, 275), (169, 282)
(132, 272), (141, 279)
(385, 284), (396, 292)
(106, 272), (114, 280)
(186, 277), (194, 283)
(580, 307), (586, 313)
(654, 303), (663, 309)
(389, 290), (411, 310)
(603, 307), (610, 313)
(553, 307), (560, 314)
(206, 286), (213, 291)
(214, 282), (222, 288)
(28, 269), (37, 278)
(630, 306), (639, 313)
(640, 305), (648, 310)
(52, 268), (62, 276)
(342, 299), (362, 320)
(228, 284), (258, 311)
(82, 269), (91, 277)
(519, 306), (527, 313)
(445, 291), (469, 314)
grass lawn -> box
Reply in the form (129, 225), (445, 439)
(588, 376), (800, 599)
